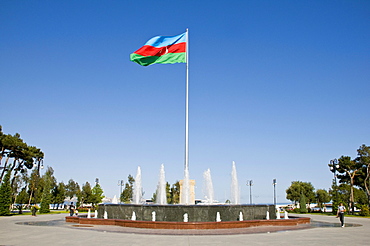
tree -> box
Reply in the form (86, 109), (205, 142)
(166, 182), (171, 204)
(121, 175), (134, 203)
(52, 182), (66, 209)
(337, 183), (350, 207)
(0, 133), (16, 181)
(28, 169), (42, 205)
(316, 189), (330, 209)
(91, 183), (104, 208)
(336, 156), (362, 214)
(10, 146), (43, 190)
(0, 133), (27, 182)
(15, 186), (28, 214)
(354, 187), (368, 206)
(79, 182), (92, 205)
(11, 173), (23, 203)
(286, 181), (315, 205)
(299, 193), (307, 213)
(335, 184), (366, 211)
(16, 187), (29, 204)
(3, 134), (42, 189)
(356, 145), (370, 207)
(331, 145), (370, 212)
(65, 179), (80, 200)
(0, 127), (45, 207)
(169, 181), (180, 204)
(39, 167), (55, 213)
(0, 169), (12, 215)
(151, 191), (156, 203)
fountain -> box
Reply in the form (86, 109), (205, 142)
(216, 212), (221, 222)
(156, 164), (167, 205)
(239, 211), (243, 221)
(203, 168), (214, 204)
(183, 213), (188, 222)
(67, 163), (310, 230)
(63, 69), (312, 230)
(276, 210), (281, 219)
(111, 195), (118, 204)
(230, 161), (240, 204)
(284, 211), (289, 219)
(151, 211), (156, 221)
(181, 167), (190, 204)
(133, 166), (142, 204)
(131, 211), (136, 220)
(63, 162), (310, 230)
(97, 162), (276, 222)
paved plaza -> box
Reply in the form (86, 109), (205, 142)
(0, 213), (369, 246)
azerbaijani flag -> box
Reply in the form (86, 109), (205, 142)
(130, 32), (186, 66)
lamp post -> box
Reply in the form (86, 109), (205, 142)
(118, 180), (124, 204)
(273, 179), (277, 207)
(329, 159), (339, 211)
(34, 159), (44, 176)
(246, 180), (253, 204)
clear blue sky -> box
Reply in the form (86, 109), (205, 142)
(1, 0), (369, 204)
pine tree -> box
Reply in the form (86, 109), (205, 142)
(39, 167), (55, 213)
(0, 170), (12, 216)
(120, 175), (134, 203)
(39, 179), (52, 213)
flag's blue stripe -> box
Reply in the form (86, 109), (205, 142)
(144, 32), (186, 48)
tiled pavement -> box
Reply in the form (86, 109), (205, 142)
(0, 213), (369, 246)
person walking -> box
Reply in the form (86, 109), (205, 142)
(31, 205), (38, 216)
(69, 202), (75, 216)
(336, 203), (346, 227)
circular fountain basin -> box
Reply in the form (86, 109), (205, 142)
(98, 204), (276, 222)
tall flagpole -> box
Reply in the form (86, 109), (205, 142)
(185, 28), (189, 171)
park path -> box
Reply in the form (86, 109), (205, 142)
(0, 213), (369, 246)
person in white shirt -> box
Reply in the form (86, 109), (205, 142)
(336, 203), (346, 227)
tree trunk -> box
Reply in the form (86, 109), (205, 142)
(10, 160), (24, 188)
(28, 189), (34, 207)
(365, 164), (370, 207)
(350, 176), (355, 214)
(0, 146), (4, 164)
(347, 170), (358, 215)
(0, 156), (10, 181)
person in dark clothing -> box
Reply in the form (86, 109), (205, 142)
(31, 205), (38, 216)
(69, 202), (75, 216)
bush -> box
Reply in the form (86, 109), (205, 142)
(359, 205), (369, 216)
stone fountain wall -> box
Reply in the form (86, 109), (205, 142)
(98, 204), (276, 222)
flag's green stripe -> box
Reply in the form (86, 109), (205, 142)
(130, 52), (186, 66)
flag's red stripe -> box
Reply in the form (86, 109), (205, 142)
(134, 42), (186, 57)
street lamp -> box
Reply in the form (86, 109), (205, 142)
(273, 179), (277, 207)
(246, 180), (253, 204)
(329, 159), (339, 208)
(118, 180), (124, 204)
